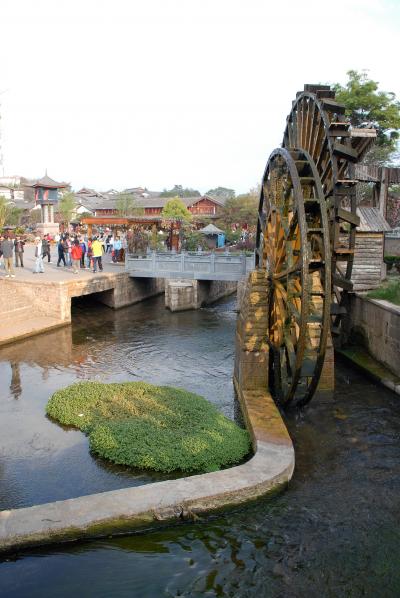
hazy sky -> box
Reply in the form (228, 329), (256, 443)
(1, 0), (399, 193)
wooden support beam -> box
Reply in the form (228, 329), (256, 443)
(336, 208), (360, 227)
(333, 143), (358, 162)
(321, 99), (346, 114)
(332, 273), (353, 291)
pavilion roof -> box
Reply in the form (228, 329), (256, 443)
(31, 174), (67, 188)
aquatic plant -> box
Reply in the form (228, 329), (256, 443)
(46, 381), (251, 474)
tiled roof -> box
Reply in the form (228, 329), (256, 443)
(32, 174), (67, 188)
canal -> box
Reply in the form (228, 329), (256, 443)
(1, 295), (400, 596)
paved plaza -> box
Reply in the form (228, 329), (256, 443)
(0, 243), (124, 282)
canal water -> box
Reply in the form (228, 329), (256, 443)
(1, 295), (400, 597)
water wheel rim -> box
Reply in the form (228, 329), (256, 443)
(256, 148), (330, 407)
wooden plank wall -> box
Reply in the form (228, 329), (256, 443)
(351, 233), (384, 291)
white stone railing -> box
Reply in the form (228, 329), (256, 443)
(126, 251), (255, 281)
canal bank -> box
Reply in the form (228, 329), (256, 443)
(0, 295), (399, 595)
(0, 245), (238, 345)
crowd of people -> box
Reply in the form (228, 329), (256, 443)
(0, 231), (127, 277)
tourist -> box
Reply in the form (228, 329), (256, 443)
(87, 238), (93, 269)
(0, 235), (3, 269)
(106, 234), (112, 253)
(91, 236), (103, 273)
(113, 236), (122, 262)
(57, 238), (66, 267)
(62, 234), (71, 266)
(79, 238), (86, 269)
(100, 234), (107, 254)
(42, 235), (51, 263)
(71, 239), (83, 274)
(14, 236), (25, 267)
(1, 235), (15, 278)
(63, 236), (70, 266)
(33, 236), (44, 274)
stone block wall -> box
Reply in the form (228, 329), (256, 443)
(165, 279), (237, 312)
(349, 294), (400, 377)
(234, 270), (269, 392)
(234, 270), (334, 398)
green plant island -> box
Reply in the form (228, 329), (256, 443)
(46, 381), (251, 474)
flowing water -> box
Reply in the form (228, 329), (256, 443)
(1, 295), (400, 597)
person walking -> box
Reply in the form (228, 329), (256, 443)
(106, 234), (112, 253)
(14, 236), (25, 268)
(33, 237), (44, 274)
(42, 235), (52, 263)
(79, 238), (86, 269)
(1, 235), (15, 278)
(65, 235), (72, 266)
(57, 238), (66, 267)
(91, 236), (103, 273)
(71, 239), (83, 274)
(113, 236), (122, 262)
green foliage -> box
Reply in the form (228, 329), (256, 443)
(368, 280), (400, 306)
(217, 192), (258, 230)
(334, 70), (400, 153)
(224, 229), (242, 244)
(58, 191), (76, 225)
(7, 206), (23, 226)
(183, 230), (208, 251)
(116, 193), (144, 217)
(0, 195), (11, 228)
(206, 187), (236, 201)
(46, 381), (251, 474)
(161, 197), (192, 222)
(383, 255), (400, 271)
(160, 184), (200, 198)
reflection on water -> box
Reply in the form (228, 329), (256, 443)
(1, 296), (400, 596)
(0, 295), (238, 509)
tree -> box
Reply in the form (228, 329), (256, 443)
(116, 193), (144, 217)
(160, 185), (201, 198)
(217, 188), (259, 230)
(206, 187), (236, 201)
(334, 70), (400, 164)
(58, 192), (76, 228)
(0, 195), (10, 229)
(7, 206), (23, 226)
(161, 197), (192, 222)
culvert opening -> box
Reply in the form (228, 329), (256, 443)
(71, 289), (113, 313)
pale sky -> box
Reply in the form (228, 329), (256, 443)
(1, 0), (399, 194)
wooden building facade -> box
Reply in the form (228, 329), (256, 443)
(351, 207), (392, 291)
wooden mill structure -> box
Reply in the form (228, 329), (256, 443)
(254, 84), (376, 408)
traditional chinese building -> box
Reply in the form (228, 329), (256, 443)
(32, 173), (67, 235)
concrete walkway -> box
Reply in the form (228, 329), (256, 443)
(0, 243), (124, 283)
(0, 386), (294, 554)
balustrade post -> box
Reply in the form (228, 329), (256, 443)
(181, 252), (185, 272)
(152, 250), (157, 275)
(210, 252), (215, 273)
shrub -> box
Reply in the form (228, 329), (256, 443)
(367, 280), (400, 306)
(46, 381), (251, 474)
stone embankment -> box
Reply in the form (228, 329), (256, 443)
(0, 273), (164, 346)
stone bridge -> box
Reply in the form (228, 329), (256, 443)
(126, 251), (255, 282)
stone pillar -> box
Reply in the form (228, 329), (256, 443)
(50, 204), (54, 223)
(234, 270), (270, 392)
(165, 281), (196, 311)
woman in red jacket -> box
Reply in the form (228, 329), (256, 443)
(71, 239), (83, 274)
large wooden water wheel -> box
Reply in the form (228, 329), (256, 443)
(256, 84), (375, 408)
